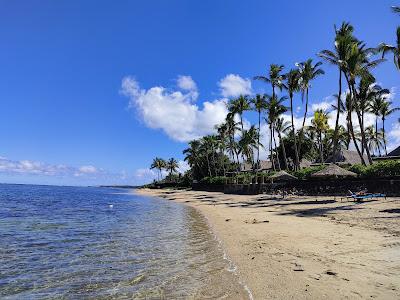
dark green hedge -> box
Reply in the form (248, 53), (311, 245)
(349, 160), (400, 177)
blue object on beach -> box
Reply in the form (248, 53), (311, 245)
(348, 193), (386, 201)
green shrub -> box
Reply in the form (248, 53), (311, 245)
(348, 164), (367, 175)
(291, 165), (325, 179)
(363, 160), (400, 177)
(348, 160), (400, 177)
(199, 176), (227, 185)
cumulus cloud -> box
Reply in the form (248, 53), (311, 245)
(177, 75), (197, 91)
(121, 76), (228, 142)
(218, 74), (252, 97)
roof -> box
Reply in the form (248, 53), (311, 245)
(269, 170), (297, 181)
(311, 164), (357, 178)
(300, 159), (312, 168)
(240, 162), (253, 172)
(259, 160), (273, 170)
(388, 146), (400, 156)
(240, 160), (273, 172)
(325, 150), (370, 166)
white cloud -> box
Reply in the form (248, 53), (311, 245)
(121, 76), (228, 142)
(177, 75), (197, 91)
(0, 157), (104, 178)
(388, 123), (400, 151)
(218, 74), (252, 97)
(78, 165), (98, 174)
(311, 99), (335, 112)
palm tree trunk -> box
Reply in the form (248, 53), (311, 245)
(270, 126), (276, 171)
(206, 155), (211, 177)
(350, 82), (373, 164)
(257, 111), (261, 167)
(348, 107), (366, 165)
(376, 117), (381, 156)
(278, 132), (288, 170)
(383, 117), (388, 155)
(344, 75), (367, 166)
(273, 127), (281, 171)
(297, 88), (309, 162)
(290, 93), (300, 170)
(332, 69), (342, 162)
(319, 132), (324, 164)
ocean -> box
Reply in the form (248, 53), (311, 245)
(0, 184), (248, 299)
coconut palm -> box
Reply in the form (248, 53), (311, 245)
(365, 126), (385, 156)
(150, 157), (167, 181)
(225, 113), (241, 165)
(228, 95), (251, 133)
(254, 64), (286, 97)
(265, 94), (288, 171)
(319, 22), (355, 161)
(378, 7), (399, 70)
(238, 126), (260, 166)
(251, 94), (268, 167)
(275, 117), (291, 169)
(166, 158), (179, 177)
(369, 87), (390, 156)
(183, 140), (201, 169)
(379, 101), (400, 155)
(310, 109), (330, 163)
(285, 69), (301, 169)
(296, 59), (325, 158)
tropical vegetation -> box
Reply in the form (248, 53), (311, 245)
(151, 6), (399, 185)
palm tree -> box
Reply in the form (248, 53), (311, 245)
(275, 117), (291, 169)
(251, 94), (268, 167)
(228, 95), (251, 133)
(225, 113), (241, 165)
(166, 158), (179, 177)
(265, 94), (288, 171)
(319, 22), (355, 160)
(342, 39), (385, 165)
(285, 69), (301, 170)
(150, 157), (166, 181)
(238, 126), (260, 166)
(365, 126), (384, 156)
(310, 109), (330, 163)
(183, 140), (202, 176)
(379, 101), (400, 155)
(296, 59), (324, 157)
(369, 88), (390, 156)
(378, 7), (399, 70)
(254, 64), (286, 97)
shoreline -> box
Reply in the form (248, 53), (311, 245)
(136, 188), (400, 299)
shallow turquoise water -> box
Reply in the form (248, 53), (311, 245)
(0, 184), (247, 299)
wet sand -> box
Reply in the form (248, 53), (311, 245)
(137, 188), (400, 299)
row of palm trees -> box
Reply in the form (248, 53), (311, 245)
(182, 7), (399, 179)
(150, 157), (179, 181)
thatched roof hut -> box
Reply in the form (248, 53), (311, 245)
(311, 164), (357, 178)
(269, 170), (297, 182)
(325, 150), (370, 166)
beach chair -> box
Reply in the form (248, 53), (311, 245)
(347, 190), (386, 202)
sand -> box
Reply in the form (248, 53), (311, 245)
(136, 188), (400, 299)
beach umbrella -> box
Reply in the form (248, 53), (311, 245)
(269, 170), (297, 182)
(311, 164), (357, 178)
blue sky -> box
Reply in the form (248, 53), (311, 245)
(0, 0), (399, 185)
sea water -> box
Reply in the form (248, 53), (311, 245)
(0, 184), (248, 299)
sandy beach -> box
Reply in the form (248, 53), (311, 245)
(137, 188), (400, 299)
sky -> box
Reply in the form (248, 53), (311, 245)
(0, 0), (399, 186)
